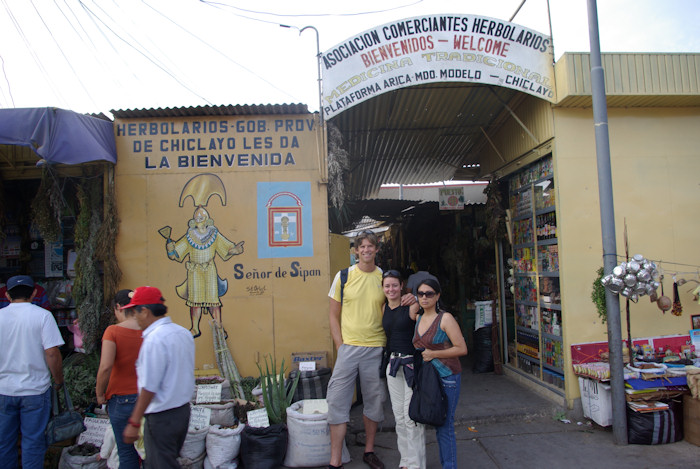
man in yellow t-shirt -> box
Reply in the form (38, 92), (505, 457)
(326, 231), (415, 469)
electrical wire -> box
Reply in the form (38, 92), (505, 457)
(75, 0), (214, 105)
(91, 0), (184, 76)
(54, 0), (124, 85)
(0, 54), (15, 108)
(3, 0), (429, 110)
(78, 0), (181, 74)
(197, 0), (426, 18)
(29, 0), (100, 110)
(1, 0), (68, 106)
(614, 254), (700, 274)
(143, 0), (299, 102)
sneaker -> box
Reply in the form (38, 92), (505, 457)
(362, 452), (384, 469)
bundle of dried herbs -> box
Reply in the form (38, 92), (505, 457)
(72, 178), (103, 353)
(68, 443), (100, 456)
(30, 166), (63, 243)
(210, 320), (245, 400)
(484, 180), (506, 242)
(327, 123), (349, 210)
(95, 165), (121, 307)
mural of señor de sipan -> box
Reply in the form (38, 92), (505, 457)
(159, 173), (243, 338)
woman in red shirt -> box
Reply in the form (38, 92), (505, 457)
(96, 289), (143, 469)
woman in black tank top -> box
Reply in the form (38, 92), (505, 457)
(382, 270), (425, 469)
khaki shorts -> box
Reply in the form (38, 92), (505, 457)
(326, 344), (386, 425)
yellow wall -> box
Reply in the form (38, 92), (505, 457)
(553, 106), (700, 401)
(113, 114), (331, 377)
(327, 233), (352, 365)
(329, 233), (351, 284)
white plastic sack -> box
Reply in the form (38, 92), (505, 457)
(251, 384), (264, 406)
(177, 452), (206, 469)
(283, 400), (350, 467)
(205, 424), (245, 468)
(58, 446), (107, 469)
(203, 458), (238, 469)
(199, 401), (236, 426)
(180, 426), (209, 460)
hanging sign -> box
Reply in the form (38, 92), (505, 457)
(321, 14), (555, 118)
(45, 241), (64, 278)
(439, 187), (465, 210)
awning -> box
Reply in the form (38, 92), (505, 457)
(0, 107), (116, 165)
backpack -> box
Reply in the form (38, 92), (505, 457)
(409, 351), (447, 427)
(339, 267), (349, 303)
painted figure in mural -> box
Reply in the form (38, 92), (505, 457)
(161, 173), (243, 338)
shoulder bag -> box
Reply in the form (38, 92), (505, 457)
(409, 330), (447, 426)
(45, 384), (86, 445)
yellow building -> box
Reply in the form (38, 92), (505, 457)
(478, 53), (700, 407)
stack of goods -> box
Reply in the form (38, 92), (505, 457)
(572, 362), (610, 381)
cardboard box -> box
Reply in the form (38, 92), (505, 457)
(291, 351), (328, 371)
(684, 394), (700, 446)
(578, 377), (613, 426)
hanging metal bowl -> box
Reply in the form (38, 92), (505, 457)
(624, 274), (638, 287)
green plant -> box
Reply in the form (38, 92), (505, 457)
(240, 376), (260, 403)
(256, 355), (300, 424)
(62, 352), (100, 411)
(591, 267), (607, 324)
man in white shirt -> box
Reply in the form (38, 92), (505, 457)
(0, 275), (64, 469)
(121, 286), (194, 467)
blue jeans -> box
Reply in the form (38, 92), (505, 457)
(0, 388), (52, 469)
(108, 394), (141, 469)
(435, 374), (461, 469)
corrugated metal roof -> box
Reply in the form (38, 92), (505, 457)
(111, 103), (310, 118)
(555, 53), (700, 107)
(330, 82), (517, 200)
(329, 53), (700, 211)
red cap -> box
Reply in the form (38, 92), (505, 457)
(121, 286), (164, 309)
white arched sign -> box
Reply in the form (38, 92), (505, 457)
(321, 14), (556, 119)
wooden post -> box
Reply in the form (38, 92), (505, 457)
(491, 299), (503, 375)
(491, 240), (503, 374)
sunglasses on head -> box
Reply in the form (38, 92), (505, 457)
(382, 269), (401, 279)
(416, 290), (436, 298)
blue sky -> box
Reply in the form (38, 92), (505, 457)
(0, 0), (698, 117)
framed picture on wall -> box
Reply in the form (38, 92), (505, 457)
(691, 315), (700, 331)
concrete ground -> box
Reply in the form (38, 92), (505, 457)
(305, 361), (700, 469)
